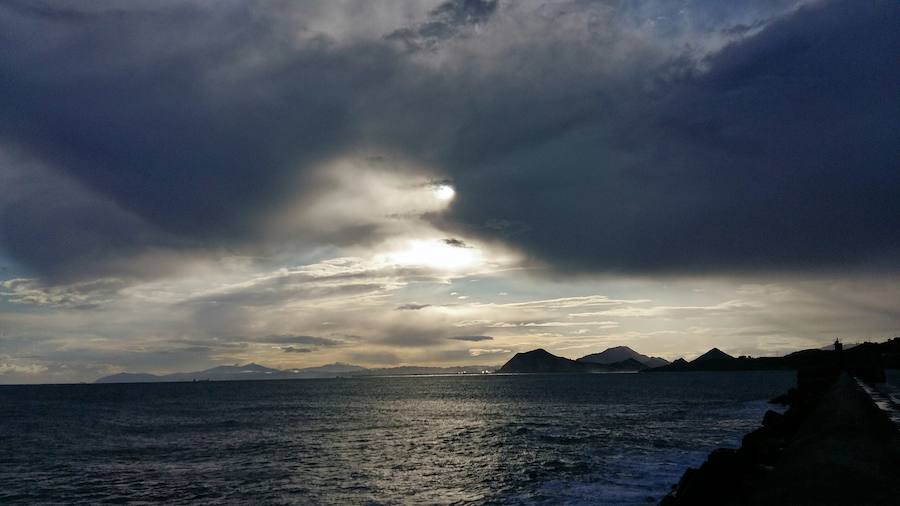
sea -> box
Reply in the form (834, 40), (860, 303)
(0, 371), (796, 505)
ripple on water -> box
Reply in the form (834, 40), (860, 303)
(0, 372), (794, 505)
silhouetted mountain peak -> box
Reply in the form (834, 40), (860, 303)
(577, 346), (669, 368)
(499, 349), (588, 373)
(692, 348), (735, 363)
(604, 357), (648, 371)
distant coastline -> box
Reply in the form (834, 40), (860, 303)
(94, 363), (499, 384)
(498, 338), (900, 375)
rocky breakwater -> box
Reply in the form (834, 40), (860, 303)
(660, 370), (900, 505)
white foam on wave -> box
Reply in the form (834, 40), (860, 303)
(531, 398), (780, 505)
(531, 449), (709, 505)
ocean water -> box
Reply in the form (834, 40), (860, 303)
(886, 369), (899, 386)
(0, 372), (794, 505)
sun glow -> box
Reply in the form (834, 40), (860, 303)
(432, 184), (455, 201)
(381, 239), (480, 270)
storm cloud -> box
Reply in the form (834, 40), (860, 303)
(255, 335), (344, 347)
(386, 0), (498, 51)
(281, 347), (313, 353)
(1, 0), (897, 281)
(433, 0), (900, 274)
(396, 303), (432, 311)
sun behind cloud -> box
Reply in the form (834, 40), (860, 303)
(380, 239), (480, 271)
(432, 184), (455, 201)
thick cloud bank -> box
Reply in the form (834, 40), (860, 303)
(1, 0), (897, 280)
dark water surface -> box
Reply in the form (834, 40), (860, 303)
(886, 369), (899, 386)
(0, 372), (794, 505)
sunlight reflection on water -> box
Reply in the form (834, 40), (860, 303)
(0, 372), (794, 505)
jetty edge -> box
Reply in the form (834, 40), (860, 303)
(659, 343), (900, 505)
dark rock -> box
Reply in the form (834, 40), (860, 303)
(761, 410), (784, 430)
(603, 357), (649, 371)
(740, 430), (782, 466)
(659, 373), (900, 505)
(769, 387), (797, 405)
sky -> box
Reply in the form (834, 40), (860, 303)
(0, 0), (898, 383)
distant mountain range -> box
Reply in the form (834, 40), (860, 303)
(691, 347), (735, 363)
(648, 339), (900, 373)
(499, 339), (900, 374)
(94, 362), (497, 384)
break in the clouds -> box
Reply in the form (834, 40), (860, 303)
(0, 0), (898, 382)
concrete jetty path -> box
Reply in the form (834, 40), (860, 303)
(661, 373), (900, 505)
(744, 373), (900, 505)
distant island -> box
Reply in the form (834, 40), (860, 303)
(497, 346), (669, 373)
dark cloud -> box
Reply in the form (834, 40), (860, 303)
(254, 335), (343, 347)
(281, 346), (313, 353)
(385, 0), (498, 51)
(395, 303), (431, 311)
(440, 0), (900, 274)
(0, 1), (394, 277)
(442, 238), (470, 248)
(448, 335), (493, 342)
(0, 0), (897, 282)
